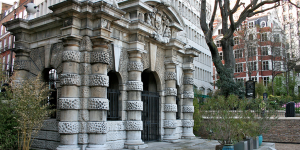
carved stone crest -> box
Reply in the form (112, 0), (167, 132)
(146, 6), (171, 43)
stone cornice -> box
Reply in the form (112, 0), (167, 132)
(119, 0), (153, 12)
(49, 0), (125, 20)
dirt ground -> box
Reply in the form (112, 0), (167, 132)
(275, 143), (300, 150)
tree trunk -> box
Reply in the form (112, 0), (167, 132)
(272, 77), (274, 95)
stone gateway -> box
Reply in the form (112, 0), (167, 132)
(4, 0), (199, 149)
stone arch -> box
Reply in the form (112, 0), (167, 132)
(142, 69), (163, 92)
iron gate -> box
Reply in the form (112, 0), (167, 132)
(107, 89), (120, 120)
(142, 91), (159, 141)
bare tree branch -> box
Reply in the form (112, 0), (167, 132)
(230, 0), (241, 14)
(287, 0), (300, 9)
(250, 4), (280, 16)
(209, 0), (219, 33)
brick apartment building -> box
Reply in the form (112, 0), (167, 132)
(0, 0), (31, 79)
(212, 11), (287, 89)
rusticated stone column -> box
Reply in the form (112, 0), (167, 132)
(163, 62), (178, 141)
(124, 51), (145, 149)
(13, 31), (31, 80)
(57, 37), (81, 150)
(78, 36), (92, 149)
(181, 69), (195, 139)
(86, 38), (110, 150)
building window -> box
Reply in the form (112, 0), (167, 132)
(2, 56), (5, 71)
(289, 4), (292, 10)
(289, 14), (293, 19)
(263, 77), (269, 86)
(283, 6), (286, 12)
(234, 49), (243, 58)
(274, 62), (281, 71)
(216, 40), (221, 47)
(290, 23), (293, 29)
(248, 21), (254, 28)
(247, 46), (256, 57)
(235, 78), (244, 82)
(7, 54), (10, 70)
(249, 34), (254, 40)
(261, 47), (268, 55)
(218, 29), (222, 35)
(273, 34), (280, 42)
(219, 52), (223, 60)
(3, 39), (6, 50)
(284, 15), (287, 21)
(248, 62), (257, 71)
(261, 33), (268, 41)
(260, 21), (266, 28)
(273, 47), (281, 56)
(235, 63), (243, 73)
(263, 61), (269, 70)
(251, 77), (257, 82)
(234, 37), (239, 45)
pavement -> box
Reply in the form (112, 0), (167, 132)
(123, 137), (276, 150)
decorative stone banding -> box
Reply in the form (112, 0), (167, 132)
(125, 121), (143, 131)
(183, 77), (194, 85)
(182, 106), (194, 113)
(127, 61), (143, 71)
(58, 122), (79, 134)
(126, 101), (143, 110)
(183, 91), (194, 99)
(182, 120), (194, 127)
(126, 81), (143, 91)
(88, 98), (109, 110)
(89, 75), (109, 87)
(87, 122), (107, 133)
(60, 74), (81, 86)
(62, 51), (81, 62)
(165, 72), (177, 80)
(163, 120), (177, 128)
(90, 51), (110, 64)
(165, 87), (177, 96)
(14, 60), (31, 70)
(58, 98), (80, 109)
(164, 104), (177, 112)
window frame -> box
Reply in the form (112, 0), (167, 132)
(261, 47), (268, 55)
(234, 49), (243, 58)
(235, 63), (243, 73)
(261, 33), (268, 41)
(263, 61), (269, 70)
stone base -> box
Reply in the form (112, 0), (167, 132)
(56, 145), (80, 150)
(85, 145), (108, 150)
(181, 136), (196, 140)
(164, 139), (179, 143)
(181, 133), (195, 139)
(125, 144), (148, 149)
(124, 140), (147, 149)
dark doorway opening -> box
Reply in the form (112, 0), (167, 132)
(42, 68), (57, 118)
(141, 69), (159, 141)
(107, 71), (120, 120)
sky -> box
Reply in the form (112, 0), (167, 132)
(0, 0), (17, 5)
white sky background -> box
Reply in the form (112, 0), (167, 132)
(0, 0), (17, 5)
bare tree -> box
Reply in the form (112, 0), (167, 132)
(200, 0), (297, 96)
(235, 24), (260, 81)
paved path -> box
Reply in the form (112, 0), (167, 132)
(123, 137), (276, 150)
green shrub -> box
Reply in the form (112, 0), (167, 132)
(199, 95), (258, 145)
(0, 93), (19, 150)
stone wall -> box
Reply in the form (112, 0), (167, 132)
(263, 117), (300, 143)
